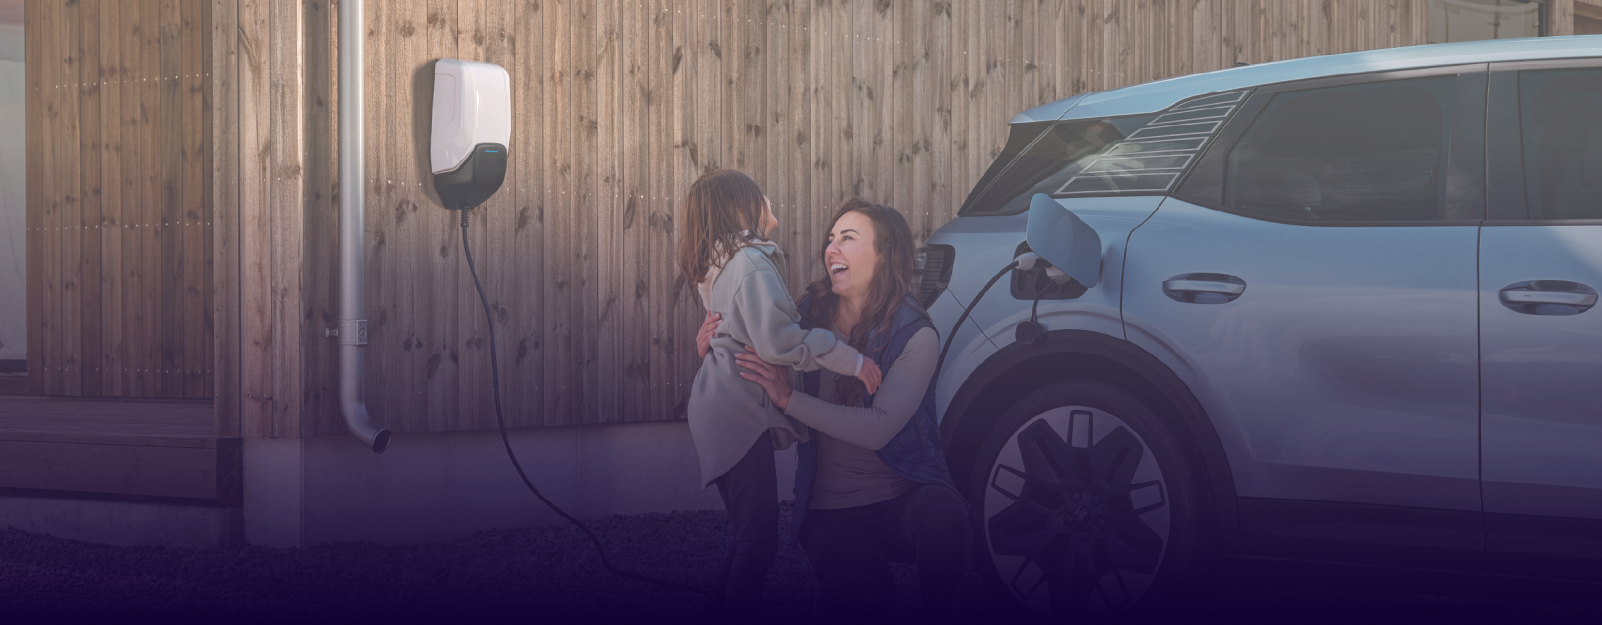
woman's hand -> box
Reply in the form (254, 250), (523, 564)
(857, 357), (882, 395)
(736, 346), (793, 412)
(696, 312), (722, 360)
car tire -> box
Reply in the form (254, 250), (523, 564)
(965, 379), (1203, 618)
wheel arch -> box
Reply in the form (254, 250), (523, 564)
(939, 329), (1240, 551)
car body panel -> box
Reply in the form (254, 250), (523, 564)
(927, 286), (1001, 419)
(1479, 225), (1602, 521)
(1009, 92), (1087, 124)
(927, 198), (1164, 412)
(1016, 36), (1602, 126)
(1121, 199), (1481, 511)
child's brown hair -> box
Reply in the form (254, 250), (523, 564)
(677, 169), (767, 284)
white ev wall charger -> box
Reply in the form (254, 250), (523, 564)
(431, 58), (511, 210)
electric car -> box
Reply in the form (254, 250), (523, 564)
(917, 36), (1602, 617)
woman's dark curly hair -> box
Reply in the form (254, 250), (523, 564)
(801, 199), (917, 407)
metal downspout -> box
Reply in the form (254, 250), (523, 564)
(338, 0), (391, 453)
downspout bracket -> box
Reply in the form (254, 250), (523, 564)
(338, 320), (368, 346)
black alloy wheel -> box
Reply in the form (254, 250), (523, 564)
(966, 380), (1203, 617)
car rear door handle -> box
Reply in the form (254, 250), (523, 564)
(1499, 280), (1599, 315)
(1163, 279), (1245, 295)
(1163, 273), (1247, 304)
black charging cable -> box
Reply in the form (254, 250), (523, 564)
(934, 260), (1020, 379)
(458, 208), (709, 596)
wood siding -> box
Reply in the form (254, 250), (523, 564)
(336, 0), (1430, 435)
(24, 0), (213, 399)
(32, 1), (1432, 433)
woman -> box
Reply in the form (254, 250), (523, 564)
(700, 199), (972, 616)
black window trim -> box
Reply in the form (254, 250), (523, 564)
(958, 120), (1057, 216)
(1171, 63), (1489, 228)
(1486, 56), (1602, 225)
(960, 89), (1258, 216)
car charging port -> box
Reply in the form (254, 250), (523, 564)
(1011, 241), (1087, 301)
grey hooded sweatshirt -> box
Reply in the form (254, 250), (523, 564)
(688, 239), (846, 488)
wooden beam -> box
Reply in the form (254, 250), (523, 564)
(213, 0), (242, 437)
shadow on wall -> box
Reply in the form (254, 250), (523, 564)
(413, 62), (441, 209)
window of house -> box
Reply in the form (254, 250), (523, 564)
(1223, 77), (1458, 223)
(1429, 0), (1546, 43)
(1519, 68), (1602, 220)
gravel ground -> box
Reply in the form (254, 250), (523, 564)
(3, 503), (1600, 622)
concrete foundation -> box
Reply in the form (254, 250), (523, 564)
(245, 419), (798, 547)
(0, 495), (242, 550)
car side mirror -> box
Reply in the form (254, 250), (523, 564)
(1026, 193), (1101, 288)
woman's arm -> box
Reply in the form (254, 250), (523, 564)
(736, 327), (937, 451)
(729, 264), (881, 392)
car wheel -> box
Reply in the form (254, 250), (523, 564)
(966, 379), (1201, 617)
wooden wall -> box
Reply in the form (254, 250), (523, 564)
(210, 0), (1428, 436)
(24, 0), (213, 399)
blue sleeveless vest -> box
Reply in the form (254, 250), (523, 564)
(790, 294), (962, 545)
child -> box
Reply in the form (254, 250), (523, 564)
(677, 169), (882, 617)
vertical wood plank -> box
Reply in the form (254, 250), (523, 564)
(422, 0), (458, 431)
(123, 0), (142, 396)
(509, 0), (545, 426)
(214, 0), (241, 435)
(362, 0), (389, 430)
(454, 0), (487, 431)
(267, 0), (305, 437)
(542, 0), (570, 425)
(78, 0), (104, 397)
(620, 0), (645, 422)
(201, 0), (215, 402)
(787, 0), (812, 281)
(303, 0), (336, 434)
(930, 0), (952, 230)
(479, 0), (517, 429)
(644, 0), (665, 421)
(662, 0), (692, 422)
(56, 0), (83, 396)
(181, 0), (206, 399)
(159, 0), (182, 398)
(593, 0), (620, 424)
(390, 0), (424, 431)
(100, 0), (126, 398)
(909, 0), (932, 242)
(238, 0), (271, 433)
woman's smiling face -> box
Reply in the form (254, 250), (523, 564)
(825, 211), (879, 301)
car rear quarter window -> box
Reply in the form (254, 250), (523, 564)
(1519, 68), (1602, 220)
(959, 91), (1248, 216)
(959, 115), (1157, 216)
(1223, 77), (1458, 223)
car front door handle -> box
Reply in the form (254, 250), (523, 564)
(1163, 273), (1247, 304)
(1499, 280), (1599, 315)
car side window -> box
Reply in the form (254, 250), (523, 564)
(1223, 77), (1458, 223)
(1519, 69), (1602, 221)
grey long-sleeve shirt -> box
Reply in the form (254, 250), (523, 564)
(784, 326), (939, 509)
(687, 240), (839, 488)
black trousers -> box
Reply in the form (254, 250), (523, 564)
(799, 484), (973, 617)
(711, 429), (779, 618)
